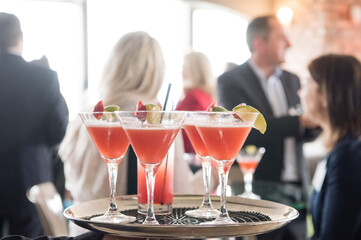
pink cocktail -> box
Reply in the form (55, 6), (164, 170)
(184, 124), (208, 157)
(238, 157), (259, 173)
(193, 111), (258, 224)
(137, 156), (173, 214)
(236, 145), (265, 199)
(86, 125), (129, 163)
(117, 111), (187, 225)
(128, 127), (176, 214)
(80, 112), (135, 224)
(183, 122), (219, 218)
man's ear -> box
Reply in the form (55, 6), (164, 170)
(252, 37), (265, 51)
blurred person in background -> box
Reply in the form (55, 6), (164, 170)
(0, 12), (69, 237)
(217, 15), (320, 240)
(300, 54), (361, 240)
(175, 51), (216, 161)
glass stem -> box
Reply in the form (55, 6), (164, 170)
(106, 162), (119, 215)
(244, 172), (253, 194)
(200, 157), (212, 208)
(217, 161), (230, 220)
(144, 164), (158, 224)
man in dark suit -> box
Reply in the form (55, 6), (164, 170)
(218, 16), (319, 240)
(0, 12), (68, 237)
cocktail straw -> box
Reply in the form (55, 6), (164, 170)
(162, 83), (172, 111)
(162, 83), (172, 205)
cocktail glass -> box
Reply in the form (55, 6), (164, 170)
(236, 145), (265, 200)
(117, 111), (187, 224)
(79, 112), (136, 223)
(193, 111), (258, 224)
(183, 115), (219, 219)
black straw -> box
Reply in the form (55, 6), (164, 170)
(162, 83), (172, 110)
(161, 83), (172, 204)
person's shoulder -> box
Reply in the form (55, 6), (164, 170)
(328, 135), (361, 169)
(22, 61), (58, 86)
(219, 62), (249, 80)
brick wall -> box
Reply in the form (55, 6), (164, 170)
(282, 0), (361, 78)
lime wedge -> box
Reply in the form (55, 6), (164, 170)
(211, 106), (228, 112)
(233, 104), (267, 134)
(145, 104), (161, 124)
(103, 105), (120, 121)
(104, 105), (120, 112)
(245, 145), (257, 154)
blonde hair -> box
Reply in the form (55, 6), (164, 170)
(98, 31), (165, 105)
(182, 51), (215, 96)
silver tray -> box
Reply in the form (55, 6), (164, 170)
(64, 194), (298, 239)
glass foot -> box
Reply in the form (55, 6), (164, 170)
(200, 216), (236, 225)
(185, 207), (220, 219)
(91, 213), (136, 223)
(238, 191), (261, 200)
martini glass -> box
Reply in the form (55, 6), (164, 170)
(183, 115), (219, 219)
(236, 145), (265, 200)
(79, 112), (136, 223)
(117, 111), (187, 224)
(193, 111), (258, 224)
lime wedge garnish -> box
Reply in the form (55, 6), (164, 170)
(211, 106), (228, 112)
(245, 145), (257, 154)
(233, 104), (267, 134)
(103, 105), (120, 121)
(145, 104), (161, 124)
(104, 105), (120, 112)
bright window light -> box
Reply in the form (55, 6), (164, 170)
(277, 6), (294, 27)
(0, 0), (83, 120)
(87, 0), (189, 109)
(192, 8), (250, 77)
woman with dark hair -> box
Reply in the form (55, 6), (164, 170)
(299, 54), (361, 240)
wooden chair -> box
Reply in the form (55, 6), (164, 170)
(26, 182), (69, 237)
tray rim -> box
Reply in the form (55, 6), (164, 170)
(64, 194), (299, 237)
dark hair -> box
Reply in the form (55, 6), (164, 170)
(246, 15), (276, 52)
(0, 12), (22, 53)
(308, 54), (361, 146)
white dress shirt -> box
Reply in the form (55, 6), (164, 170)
(248, 60), (300, 182)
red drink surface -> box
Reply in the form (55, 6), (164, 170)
(183, 124), (209, 158)
(238, 157), (259, 173)
(86, 125), (130, 163)
(137, 157), (174, 205)
(126, 127), (180, 164)
(197, 125), (252, 160)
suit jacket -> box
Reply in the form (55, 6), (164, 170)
(0, 53), (68, 215)
(218, 61), (316, 197)
(310, 135), (361, 240)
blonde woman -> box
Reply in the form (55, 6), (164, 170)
(59, 32), (199, 235)
(175, 51), (216, 154)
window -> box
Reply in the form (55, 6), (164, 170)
(1, 0), (84, 120)
(1, 0), (250, 115)
(87, 0), (189, 109)
(192, 7), (250, 76)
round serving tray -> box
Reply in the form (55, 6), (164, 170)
(64, 194), (298, 239)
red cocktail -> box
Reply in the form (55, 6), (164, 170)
(127, 127), (177, 214)
(236, 145), (265, 200)
(183, 122), (219, 218)
(80, 112), (135, 224)
(194, 111), (259, 224)
(137, 156), (173, 214)
(238, 158), (259, 173)
(86, 125), (129, 163)
(117, 111), (187, 224)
